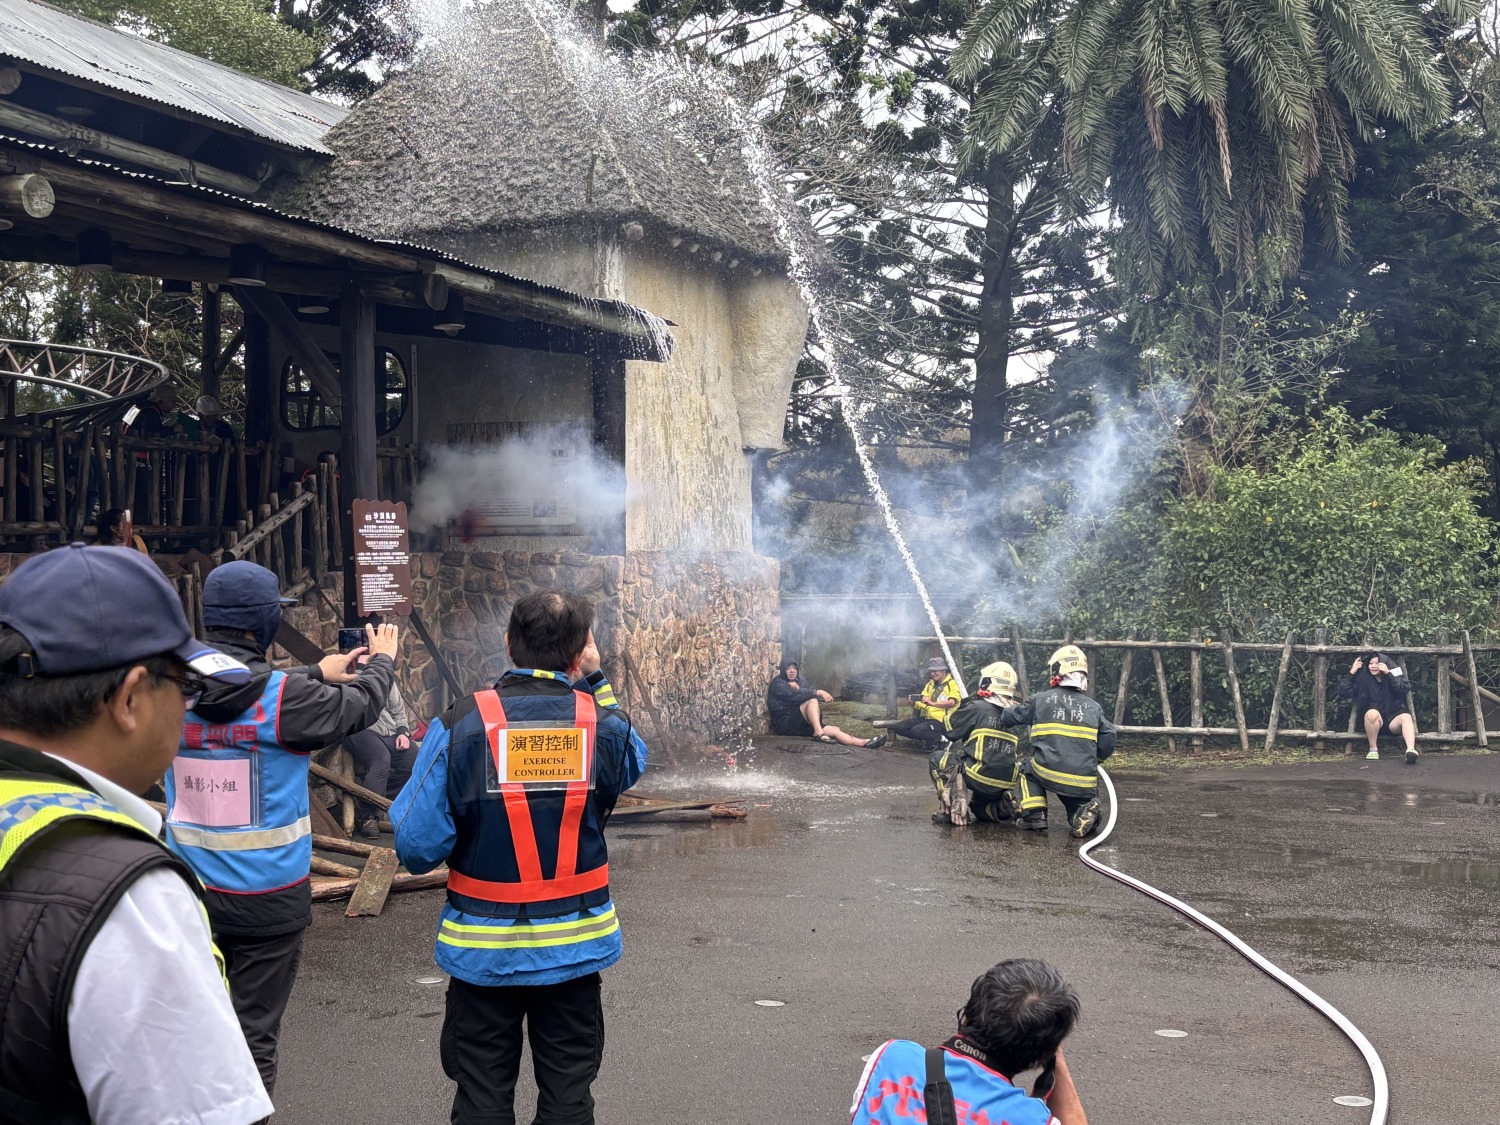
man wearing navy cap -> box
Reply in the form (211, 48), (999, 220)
(164, 559), (400, 1106)
(0, 543), (273, 1124)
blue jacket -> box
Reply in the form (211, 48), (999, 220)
(851, 1040), (1057, 1125)
(393, 668), (647, 987)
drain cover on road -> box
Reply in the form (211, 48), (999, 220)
(754, 999), (785, 1007)
(1333, 1095), (1374, 1107)
(1153, 1029), (1188, 1038)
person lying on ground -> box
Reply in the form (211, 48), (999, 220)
(873, 657), (961, 749)
(1338, 652), (1418, 763)
(851, 957), (1088, 1125)
(766, 660), (886, 748)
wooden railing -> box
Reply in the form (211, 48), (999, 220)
(880, 629), (1499, 752)
(225, 455), (343, 597)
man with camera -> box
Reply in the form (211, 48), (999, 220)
(0, 544), (273, 1123)
(1338, 652), (1418, 762)
(162, 560), (400, 1105)
(851, 958), (1088, 1125)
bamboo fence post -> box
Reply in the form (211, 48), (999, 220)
(51, 423), (66, 544)
(1011, 624), (1029, 695)
(1463, 630), (1489, 749)
(1113, 630), (1136, 726)
(1189, 629), (1204, 754)
(1223, 634), (1251, 754)
(1264, 631), (1295, 751)
(1311, 627), (1328, 750)
(1149, 633), (1176, 754)
(1436, 629), (1452, 735)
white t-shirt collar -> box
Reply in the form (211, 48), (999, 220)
(42, 752), (163, 837)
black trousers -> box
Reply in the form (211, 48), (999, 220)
(887, 717), (947, 747)
(345, 729), (416, 821)
(221, 928), (306, 1105)
(441, 972), (605, 1125)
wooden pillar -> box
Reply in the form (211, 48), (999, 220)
(1149, 632), (1176, 754)
(1223, 633), (1250, 754)
(1113, 630), (1136, 727)
(1311, 627), (1328, 751)
(1264, 631), (1294, 751)
(243, 310), (271, 449)
(340, 282), (379, 627)
(1463, 630), (1488, 749)
(1189, 628), (1204, 754)
(1436, 629), (1452, 735)
(201, 285), (221, 403)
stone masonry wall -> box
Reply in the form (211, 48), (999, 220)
(284, 549), (781, 754)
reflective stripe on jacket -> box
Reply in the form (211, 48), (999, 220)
(1003, 687), (1116, 797)
(165, 671), (314, 894)
(914, 675), (961, 721)
(850, 1040), (1055, 1125)
(942, 696), (1022, 791)
(392, 668), (648, 988)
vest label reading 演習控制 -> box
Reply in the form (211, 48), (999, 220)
(486, 724), (592, 789)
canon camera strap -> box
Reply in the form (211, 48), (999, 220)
(923, 1047), (959, 1125)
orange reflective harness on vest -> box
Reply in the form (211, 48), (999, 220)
(445, 689), (608, 905)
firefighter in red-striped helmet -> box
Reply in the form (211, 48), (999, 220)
(930, 661), (1027, 826)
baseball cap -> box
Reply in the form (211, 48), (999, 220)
(203, 560), (298, 611)
(0, 543), (251, 684)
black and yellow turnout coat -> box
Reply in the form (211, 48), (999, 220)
(1002, 686), (1116, 798)
(937, 696), (1026, 794)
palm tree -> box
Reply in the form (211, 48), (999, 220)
(952, 0), (1474, 286)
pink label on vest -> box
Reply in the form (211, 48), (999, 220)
(170, 758), (253, 827)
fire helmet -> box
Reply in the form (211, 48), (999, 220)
(977, 661), (1019, 698)
(1048, 645), (1088, 678)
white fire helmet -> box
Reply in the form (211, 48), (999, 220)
(1048, 645), (1088, 679)
(977, 661), (1018, 699)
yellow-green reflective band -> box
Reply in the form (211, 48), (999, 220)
(966, 764), (1016, 787)
(1031, 763), (1098, 788)
(167, 816), (311, 851)
(438, 909), (619, 950)
(1029, 723), (1098, 740)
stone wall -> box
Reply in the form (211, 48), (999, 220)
(285, 549), (781, 753)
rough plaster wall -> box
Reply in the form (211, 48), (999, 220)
(730, 273), (808, 450)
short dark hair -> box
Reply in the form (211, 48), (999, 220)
(0, 626), (178, 736)
(506, 590), (593, 672)
(960, 959), (1080, 1076)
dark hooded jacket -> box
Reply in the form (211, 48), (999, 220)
(189, 629), (394, 936)
(1337, 660), (1412, 727)
(767, 660), (819, 732)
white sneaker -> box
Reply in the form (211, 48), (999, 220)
(1365, 748), (1380, 760)
(1405, 747), (1418, 764)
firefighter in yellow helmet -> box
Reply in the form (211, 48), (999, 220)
(1000, 645), (1115, 837)
(929, 661), (1027, 826)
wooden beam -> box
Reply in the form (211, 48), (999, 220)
(345, 847), (400, 917)
(0, 173), (54, 218)
(308, 760), (392, 811)
(233, 285), (341, 405)
(0, 99), (261, 195)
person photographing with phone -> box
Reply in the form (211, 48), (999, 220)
(337, 627), (416, 838)
(851, 958), (1088, 1125)
(1338, 652), (1419, 763)
(163, 561), (401, 1110)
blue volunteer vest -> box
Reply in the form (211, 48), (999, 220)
(853, 1041), (1054, 1125)
(164, 672), (313, 894)
(444, 687), (612, 919)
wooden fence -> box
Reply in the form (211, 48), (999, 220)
(879, 630), (1500, 752)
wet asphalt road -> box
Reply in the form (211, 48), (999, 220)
(274, 745), (1500, 1124)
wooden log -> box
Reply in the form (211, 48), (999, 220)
(146, 450), (161, 526)
(70, 424), (93, 539)
(1264, 631), (1295, 751)
(235, 439), (248, 523)
(93, 427), (111, 511)
(311, 468), (327, 581)
(309, 759), (393, 811)
(1311, 627), (1328, 750)
(311, 856), (362, 878)
(291, 481), (305, 580)
(171, 449), (187, 527)
(213, 438), (230, 530)
(0, 173), (55, 218)
(1223, 636), (1251, 754)
(307, 790), (349, 840)
(312, 832), (382, 857)
(50, 422), (66, 542)
(345, 847), (400, 918)
(196, 447), (211, 527)
(1189, 628), (1204, 754)
(1463, 630), (1489, 749)
(339, 747), (357, 835)
(326, 454), (343, 564)
(28, 435), (43, 525)
(1083, 634), (1097, 691)
(1436, 629), (1453, 735)
(226, 487), (315, 559)
(1449, 670), (1500, 708)
(1113, 630), (1136, 726)
(311, 868), (448, 903)
(2, 418), (15, 523)
(1011, 624), (1029, 696)
(1149, 634), (1176, 754)
(611, 797), (746, 816)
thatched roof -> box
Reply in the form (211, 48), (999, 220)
(276, 1), (782, 263)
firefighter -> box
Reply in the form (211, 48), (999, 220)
(1004, 645), (1115, 837)
(929, 661), (1024, 826)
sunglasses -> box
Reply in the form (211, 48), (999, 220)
(158, 671), (207, 709)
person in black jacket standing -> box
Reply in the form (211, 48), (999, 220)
(1338, 652), (1418, 763)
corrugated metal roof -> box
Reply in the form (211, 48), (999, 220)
(0, 0), (347, 153)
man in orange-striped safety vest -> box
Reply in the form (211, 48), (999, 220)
(393, 589), (647, 1125)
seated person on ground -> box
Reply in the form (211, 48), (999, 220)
(851, 958), (1088, 1125)
(1338, 652), (1418, 763)
(344, 649), (417, 838)
(930, 660), (1025, 826)
(874, 657), (960, 748)
(767, 660), (886, 748)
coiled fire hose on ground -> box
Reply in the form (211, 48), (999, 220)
(1078, 767), (1389, 1124)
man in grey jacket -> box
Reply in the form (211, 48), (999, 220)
(345, 668), (415, 837)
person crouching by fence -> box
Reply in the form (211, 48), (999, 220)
(392, 590), (648, 1125)
(1338, 652), (1419, 763)
(930, 661), (1025, 826)
(850, 958), (1089, 1125)
(1004, 646), (1115, 838)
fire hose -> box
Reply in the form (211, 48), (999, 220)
(1079, 767), (1389, 1124)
